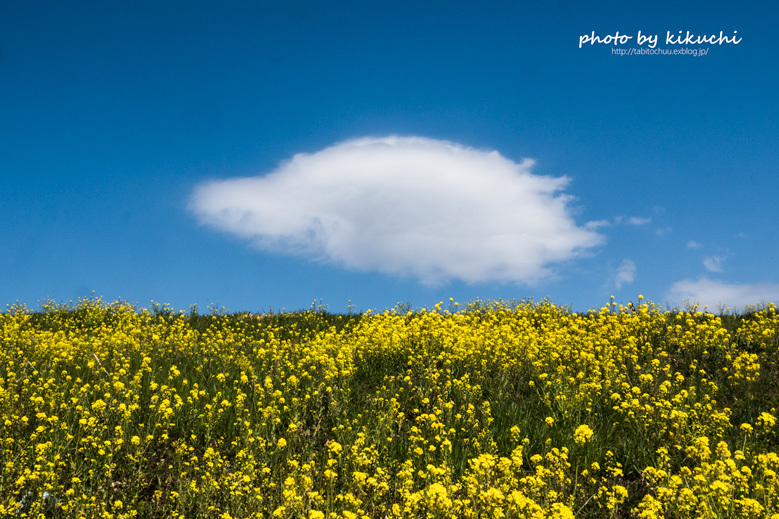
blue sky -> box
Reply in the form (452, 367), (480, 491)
(2, 1), (777, 314)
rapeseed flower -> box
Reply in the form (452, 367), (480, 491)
(573, 424), (594, 445)
(2, 297), (779, 517)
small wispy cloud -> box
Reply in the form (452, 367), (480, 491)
(585, 219), (612, 230)
(189, 136), (605, 285)
(703, 256), (724, 273)
(687, 240), (701, 249)
(666, 277), (779, 311)
(615, 259), (637, 289)
(611, 216), (651, 226)
(589, 216), (652, 229)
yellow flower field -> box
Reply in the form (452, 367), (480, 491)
(1, 297), (778, 518)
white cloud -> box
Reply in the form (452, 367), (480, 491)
(703, 256), (724, 272)
(615, 259), (636, 289)
(190, 136), (605, 285)
(585, 219), (612, 230)
(591, 216), (651, 228)
(686, 240), (701, 249)
(666, 278), (779, 311)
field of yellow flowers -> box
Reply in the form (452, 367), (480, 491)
(1, 297), (778, 518)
